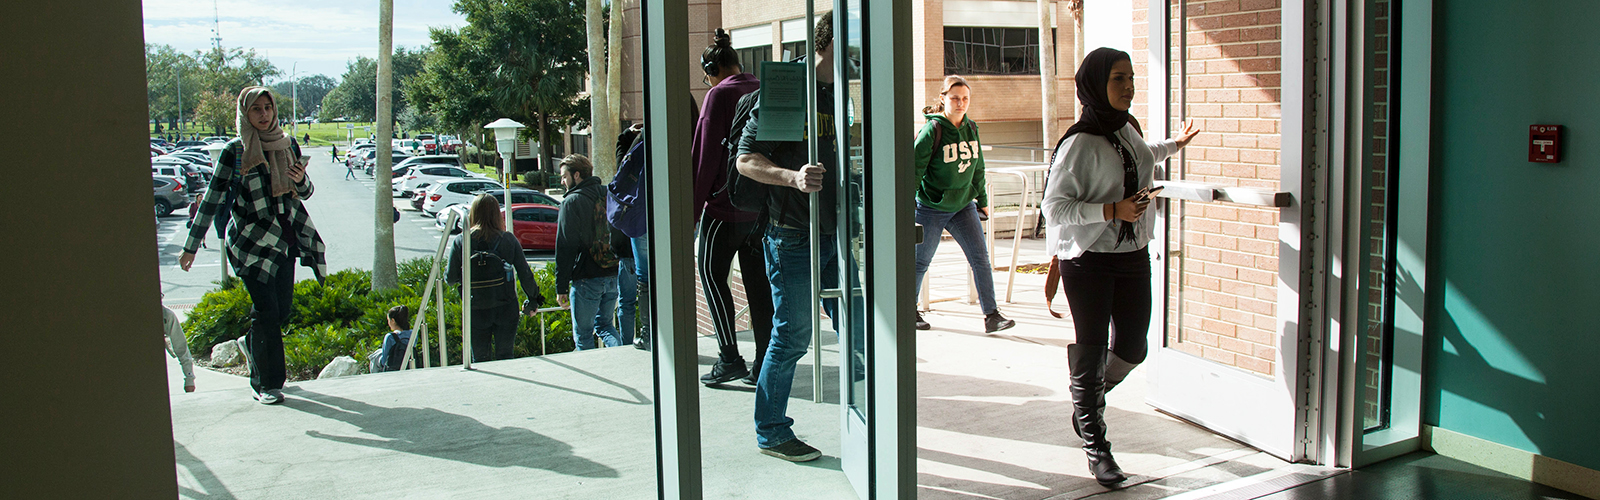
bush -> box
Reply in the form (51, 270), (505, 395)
(183, 258), (576, 381)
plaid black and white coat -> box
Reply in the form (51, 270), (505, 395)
(183, 138), (328, 284)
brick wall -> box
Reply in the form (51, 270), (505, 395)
(1360, 0), (1392, 429)
(1137, 0), (1284, 377)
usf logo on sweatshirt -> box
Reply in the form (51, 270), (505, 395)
(942, 140), (981, 173)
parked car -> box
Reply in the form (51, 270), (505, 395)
(480, 187), (561, 207)
(441, 138), (465, 154)
(152, 175), (191, 216)
(392, 165), (489, 196)
(435, 202), (559, 251)
(346, 144), (376, 166)
(391, 155), (463, 177)
(416, 133), (437, 154)
(151, 162), (202, 193)
(420, 178), (505, 216)
(173, 140), (207, 148)
(365, 152), (413, 176)
(167, 152), (214, 166)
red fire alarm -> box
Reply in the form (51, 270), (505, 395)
(1529, 124), (1562, 163)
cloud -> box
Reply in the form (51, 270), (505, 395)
(143, 0), (465, 79)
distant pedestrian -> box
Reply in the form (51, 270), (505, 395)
(553, 154), (623, 350)
(178, 86), (326, 406)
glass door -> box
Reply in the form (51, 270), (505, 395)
(1140, 0), (1327, 462)
(831, 0), (869, 495)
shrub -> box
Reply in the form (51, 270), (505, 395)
(183, 258), (577, 381)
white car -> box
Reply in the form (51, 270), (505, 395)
(391, 165), (489, 196)
(420, 178), (505, 216)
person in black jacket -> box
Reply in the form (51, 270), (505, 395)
(554, 154), (623, 350)
(447, 194), (543, 362)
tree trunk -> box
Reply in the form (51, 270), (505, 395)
(604, 2), (624, 178)
(537, 112), (550, 181)
(1039, 0), (1057, 148)
(585, 0), (618, 180)
(372, 0), (399, 292)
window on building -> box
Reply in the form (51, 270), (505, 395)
(736, 46), (771, 75)
(944, 27), (1055, 76)
(780, 41), (806, 62)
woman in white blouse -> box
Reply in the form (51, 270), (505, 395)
(1042, 47), (1199, 486)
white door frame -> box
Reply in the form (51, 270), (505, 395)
(1143, 0), (1333, 463)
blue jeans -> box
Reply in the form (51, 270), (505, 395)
(914, 202), (999, 315)
(755, 225), (841, 448)
(571, 276), (622, 350)
(618, 258), (637, 344)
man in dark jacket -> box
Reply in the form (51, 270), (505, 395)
(554, 154), (623, 350)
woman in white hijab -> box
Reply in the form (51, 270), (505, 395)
(178, 86), (327, 405)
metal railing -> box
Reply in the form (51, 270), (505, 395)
(398, 209), (570, 371)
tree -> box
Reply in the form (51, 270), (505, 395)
(198, 47), (280, 97)
(396, 105), (438, 134)
(322, 49), (430, 123)
(193, 90), (236, 135)
(586, 0), (625, 178)
(410, 0), (588, 179)
(144, 44), (202, 129)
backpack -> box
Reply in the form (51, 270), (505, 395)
(469, 236), (514, 291)
(379, 330), (412, 372)
(577, 187), (620, 270)
(606, 134), (648, 238)
(710, 91), (769, 217)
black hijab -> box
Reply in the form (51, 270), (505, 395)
(1060, 47), (1134, 141)
(1052, 47), (1142, 247)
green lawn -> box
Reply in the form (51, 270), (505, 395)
(149, 121), (377, 147)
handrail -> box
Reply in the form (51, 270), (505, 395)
(399, 209), (459, 370)
(398, 209), (572, 370)
(1153, 180), (1293, 207)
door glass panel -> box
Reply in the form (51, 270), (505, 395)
(1360, 0), (1398, 433)
(837, 0), (867, 419)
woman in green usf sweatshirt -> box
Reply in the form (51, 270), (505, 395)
(912, 75), (1016, 333)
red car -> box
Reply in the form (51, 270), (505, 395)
(436, 202), (558, 251)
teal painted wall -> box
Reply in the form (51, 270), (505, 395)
(1426, 0), (1600, 472)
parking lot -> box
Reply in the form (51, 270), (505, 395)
(156, 145), (551, 306)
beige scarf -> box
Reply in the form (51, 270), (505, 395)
(236, 86), (297, 197)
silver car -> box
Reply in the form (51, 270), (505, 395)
(152, 175), (191, 216)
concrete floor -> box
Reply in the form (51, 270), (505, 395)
(167, 236), (1297, 499)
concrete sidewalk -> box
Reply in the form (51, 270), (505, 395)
(167, 235), (1289, 499)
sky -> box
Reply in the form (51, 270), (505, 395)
(141, 0), (467, 83)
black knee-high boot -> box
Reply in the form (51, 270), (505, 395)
(1068, 343), (1127, 486)
(1071, 347), (1142, 439)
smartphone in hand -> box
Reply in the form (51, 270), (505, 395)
(1139, 186), (1166, 203)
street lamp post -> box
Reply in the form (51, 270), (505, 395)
(485, 118), (527, 247)
(289, 63), (299, 140)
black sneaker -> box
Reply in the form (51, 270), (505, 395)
(634, 335), (651, 351)
(984, 312), (1016, 333)
(700, 359), (749, 385)
(760, 439), (822, 462)
(742, 363), (761, 386)
(915, 311), (931, 330)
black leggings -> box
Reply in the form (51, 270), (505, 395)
(242, 258), (295, 394)
(1058, 247), (1152, 364)
(697, 217), (774, 364)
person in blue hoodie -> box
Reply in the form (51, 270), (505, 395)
(911, 75), (1016, 334)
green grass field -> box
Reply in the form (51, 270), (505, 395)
(150, 121), (377, 147)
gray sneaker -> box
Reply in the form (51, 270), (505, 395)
(760, 439), (822, 462)
(256, 389), (283, 405)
